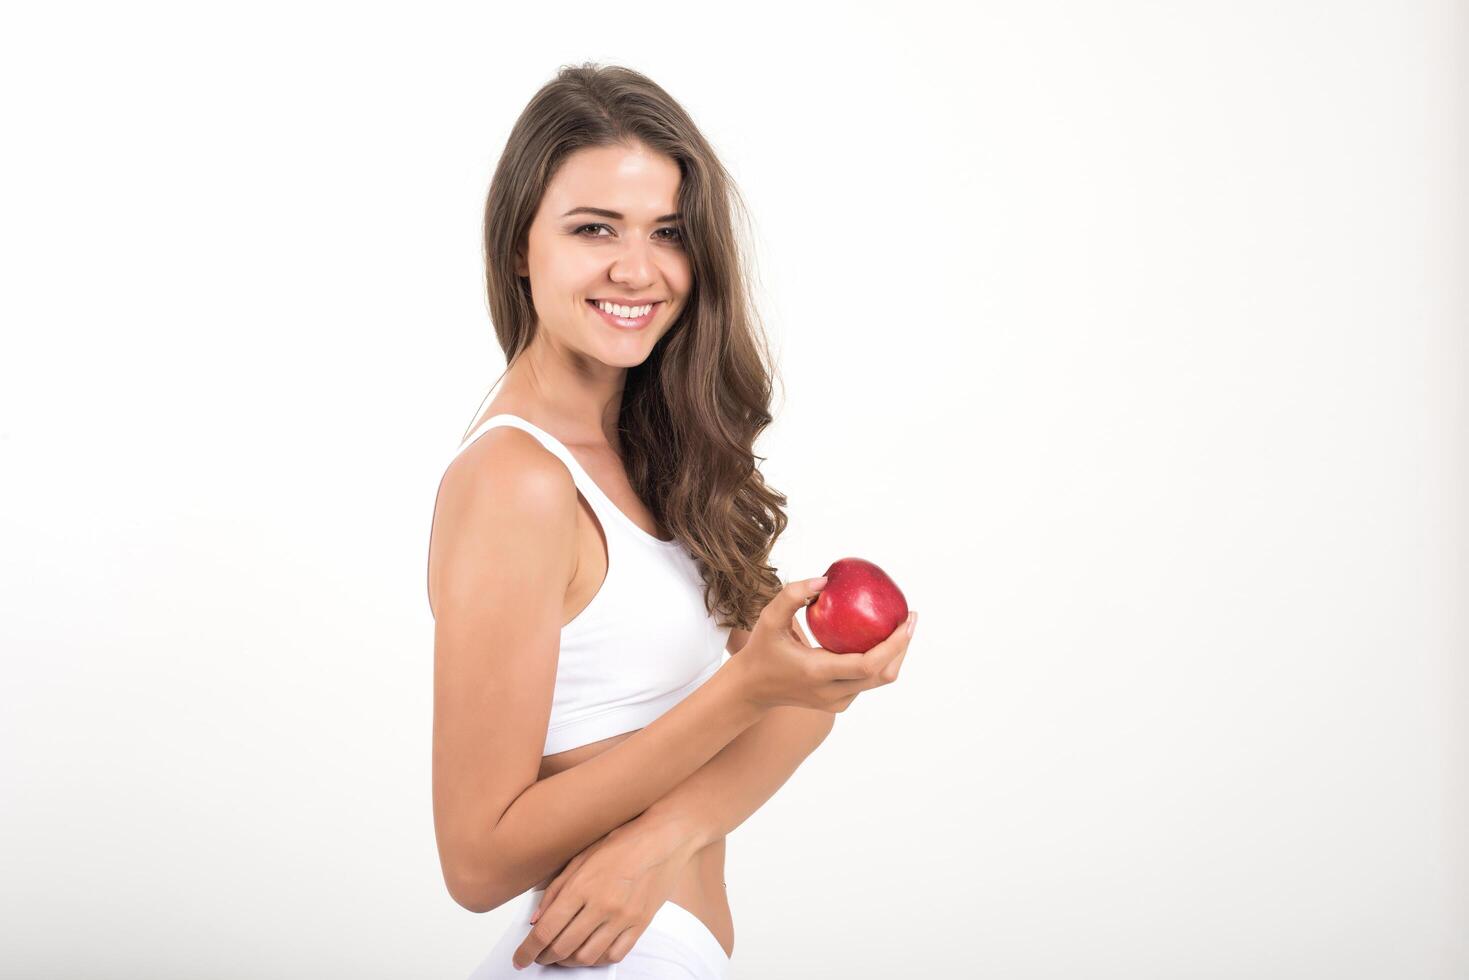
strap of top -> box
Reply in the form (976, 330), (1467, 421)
(454, 413), (683, 549)
(457, 413), (583, 484)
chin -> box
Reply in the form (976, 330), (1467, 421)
(577, 334), (647, 367)
(603, 348), (655, 369)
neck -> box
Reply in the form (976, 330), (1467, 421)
(497, 335), (627, 448)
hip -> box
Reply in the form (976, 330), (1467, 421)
(529, 835), (731, 960)
(467, 875), (731, 978)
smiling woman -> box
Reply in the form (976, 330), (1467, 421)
(427, 62), (827, 980)
(472, 60), (792, 645)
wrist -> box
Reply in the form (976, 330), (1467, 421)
(722, 648), (771, 717)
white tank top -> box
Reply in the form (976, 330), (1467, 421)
(451, 413), (731, 756)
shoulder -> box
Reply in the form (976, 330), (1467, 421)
(428, 427), (580, 618)
(434, 426), (579, 535)
(444, 426), (574, 499)
(432, 425), (577, 549)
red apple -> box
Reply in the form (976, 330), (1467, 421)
(803, 557), (909, 654)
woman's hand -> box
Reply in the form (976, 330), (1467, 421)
(510, 811), (702, 969)
(732, 576), (916, 713)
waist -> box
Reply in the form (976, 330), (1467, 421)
(529, 837), (732, 959)
(670, 837), (727, 909)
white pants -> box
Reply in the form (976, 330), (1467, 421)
(467, 887), (732, 978)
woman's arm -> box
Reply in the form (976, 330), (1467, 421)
(517, 703), (832, 969)
(472, 659), (766, 912)
(464, 594), (845, 913)
(434, 433), (773, 915)
(640, 702), (833, 851)
(639, 622), (833, 849)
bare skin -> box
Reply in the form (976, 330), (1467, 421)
(436, 140), (735, 955)
(464, 395), (739, 958)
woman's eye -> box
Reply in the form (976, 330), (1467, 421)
(574, 223), (682, 243)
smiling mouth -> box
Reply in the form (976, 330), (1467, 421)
(586, 299), (662, 329)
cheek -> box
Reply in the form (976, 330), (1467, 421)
(534, 245), (596, 284)
(668, 253), (693, 288)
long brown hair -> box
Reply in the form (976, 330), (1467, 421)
(476, 62), (789, 631)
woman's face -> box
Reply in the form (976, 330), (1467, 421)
(516, 142), (691, 368)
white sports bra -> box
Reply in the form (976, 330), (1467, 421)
(451, 413), (731, 756)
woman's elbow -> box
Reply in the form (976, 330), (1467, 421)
(444, 861), (503, 914)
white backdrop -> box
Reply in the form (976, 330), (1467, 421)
(2, 2), (1465, 978)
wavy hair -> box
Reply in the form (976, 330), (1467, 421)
(473, 62), (789, 631)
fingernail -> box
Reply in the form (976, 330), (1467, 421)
(529, 910), (540, 924)
(812, 576), (829, 587)
(906, 611), (917, 637)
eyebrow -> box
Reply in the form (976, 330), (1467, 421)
(561, 206), (681, 222)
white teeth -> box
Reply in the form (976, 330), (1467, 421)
(595, 301), (652, 318)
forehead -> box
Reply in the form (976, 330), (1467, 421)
(541, 143), (681, 216)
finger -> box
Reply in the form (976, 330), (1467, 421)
(879, 642), (909, 684)
(759, 577), (829, 634)
(566, 919), (625, 967)
(532, 848), (592, 923)
(529, 891), (549, 925)
(601, 924), (645, 965)
(512, 897), (583, 970)
(816, 613), (915, 682)
(530, 880), (565, 926)
(826, 635), (913, 699)
(534, 905), (604, 966)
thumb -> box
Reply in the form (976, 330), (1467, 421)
(760, 576), (829, 634)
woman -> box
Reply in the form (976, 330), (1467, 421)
(426, 63), (916, 978)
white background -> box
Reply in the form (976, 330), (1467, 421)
(2, 2), (1465, 977)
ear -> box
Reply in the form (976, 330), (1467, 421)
(514, 248), (528, 278)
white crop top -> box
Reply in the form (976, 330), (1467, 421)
(450, 413), (731, 756)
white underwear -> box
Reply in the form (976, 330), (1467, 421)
(466, 887), (732, 979)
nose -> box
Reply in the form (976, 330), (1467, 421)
(608, 236), (657, 289)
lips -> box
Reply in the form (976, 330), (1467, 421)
(587, 299), (661, 330)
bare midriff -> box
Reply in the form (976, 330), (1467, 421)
(532, 731), (734, 959)
(522, 439), (734, 959)
(432, 408), (738, 950)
